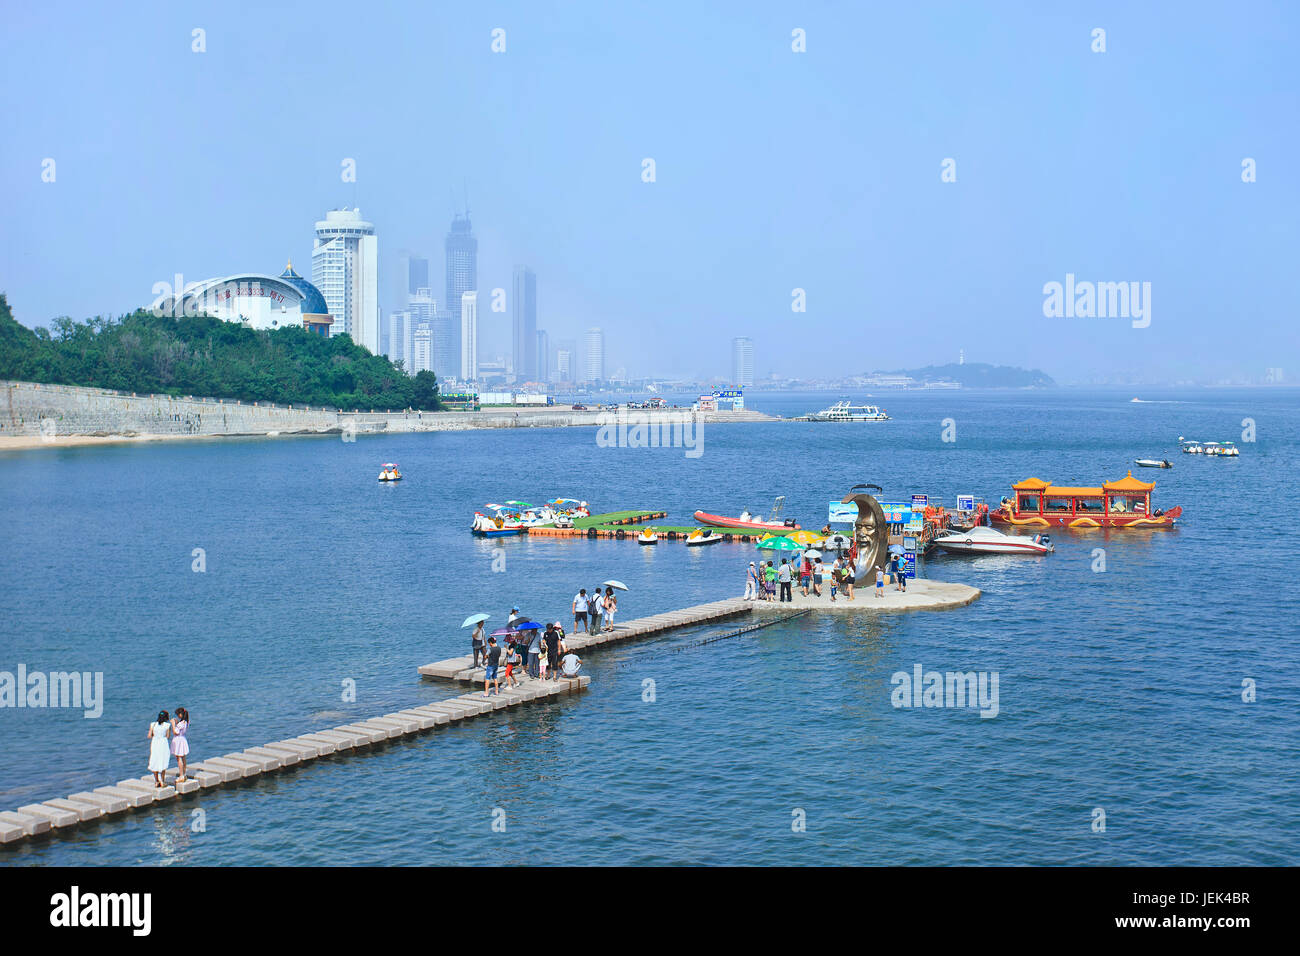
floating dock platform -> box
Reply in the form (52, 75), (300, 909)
(749, 578), (980, 613)
(418, 598), (752, 683)
(0, 677), (589, 847)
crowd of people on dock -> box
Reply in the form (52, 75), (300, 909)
(742, 552), (908, 602)
(146, 707), (191, 786)
(470, 608), (584, 697)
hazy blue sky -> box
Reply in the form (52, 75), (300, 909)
(2, 1), (1296, 383)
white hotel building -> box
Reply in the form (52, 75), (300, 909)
(312, 208), (379, 354)
(460, 290), (478, 381)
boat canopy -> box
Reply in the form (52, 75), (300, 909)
(1012, 477), (1051, 491)
(1040, 486), (1103, 497)
(1102, 471), (1156, 493)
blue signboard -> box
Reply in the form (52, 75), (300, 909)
(911, 494), (929, 511)
(957, 495), (975, 511)
(714, 388), (744, 399)
(902, 552), (916, 578)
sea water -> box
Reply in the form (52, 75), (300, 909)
(1, 388), (1297, 865)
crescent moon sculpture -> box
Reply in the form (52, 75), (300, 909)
(839, 490), (890, 584)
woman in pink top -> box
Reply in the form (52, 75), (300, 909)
(170, 707), (191, 783)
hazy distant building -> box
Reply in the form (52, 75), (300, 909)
(411, 323), (432, 374)
(582, 327), (605, 383)
(432, 308), (457, 381)
(312, 208), (378, 353)
(404, 255), (428, 296)
(731, 336), (754, 387)
(555, 348), (572, 382)
(387, 311), (411, 369)
(535, 329), (550, 384)
(444, 213), (476, 372)
(512, 266), (537, 381)
(460, 291), (478, 381)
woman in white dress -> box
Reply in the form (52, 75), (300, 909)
(148, 710), (171, 787)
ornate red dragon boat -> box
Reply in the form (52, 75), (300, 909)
(990, 472), (1182, 529)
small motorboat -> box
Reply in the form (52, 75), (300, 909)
(378, 463), (402, 481)
(1135, 458), (1172, 469)
(685, 528), (722, 546)
(637, 529), (659, 545)
(932, 526), (1053, 555)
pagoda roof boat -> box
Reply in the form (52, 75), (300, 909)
(932, 526), (1053, 555)
(990, 472), (1182, 529)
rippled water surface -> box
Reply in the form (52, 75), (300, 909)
(2, 388), (1298, 865)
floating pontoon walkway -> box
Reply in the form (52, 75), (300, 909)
(0, 676), (589, 847)
(419, 598), (753, 683)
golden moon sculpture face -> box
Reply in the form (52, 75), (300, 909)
(839, 492), (889, 582)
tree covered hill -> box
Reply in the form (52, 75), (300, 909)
(876, 362), (1055, 387)
(0, 293), (440, 410)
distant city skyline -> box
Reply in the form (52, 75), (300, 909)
(3, 3), (1296, 385)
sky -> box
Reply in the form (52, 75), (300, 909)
(1, 0), (1296, 384)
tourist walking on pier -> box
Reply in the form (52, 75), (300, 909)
(471, 621), (487, 668)
(503, 641), (521, 689)
(800, 556), (812, 596)
(744, 562), (758, 600)
(573, 589), (588, 633)
(813, 558), (824, 597)
(147, 710), (171, 787)
(527, 627), (543, 678)
(843, 563), (855, 601)
(829, 559), (840, 601)
(603, 587), (617, 630)
(484, 637), (502, 696)
(544, 625), (562, 681)
(777, 560), (792, 602)
(170, 707), (191, 783)
(763, 561), (777, 599)
(875, 566), (885, 598)
(588, 588), (603, 634)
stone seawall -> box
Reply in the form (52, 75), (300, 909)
(0, 380), (773, 443)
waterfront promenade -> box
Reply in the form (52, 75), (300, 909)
(0, 380), (773, 449)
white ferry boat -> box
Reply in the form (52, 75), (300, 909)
(802, 400), (890, 422)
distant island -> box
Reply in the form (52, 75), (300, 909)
(0, 294), (442, 411)
(869, 363), (1055, 388)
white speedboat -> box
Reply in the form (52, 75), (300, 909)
(637, 529), (658, 545)
(932, 526), (1053, 555)
(1135, 458), (1172, 468)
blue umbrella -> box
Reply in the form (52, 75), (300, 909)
(513, 621), (542, 630)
